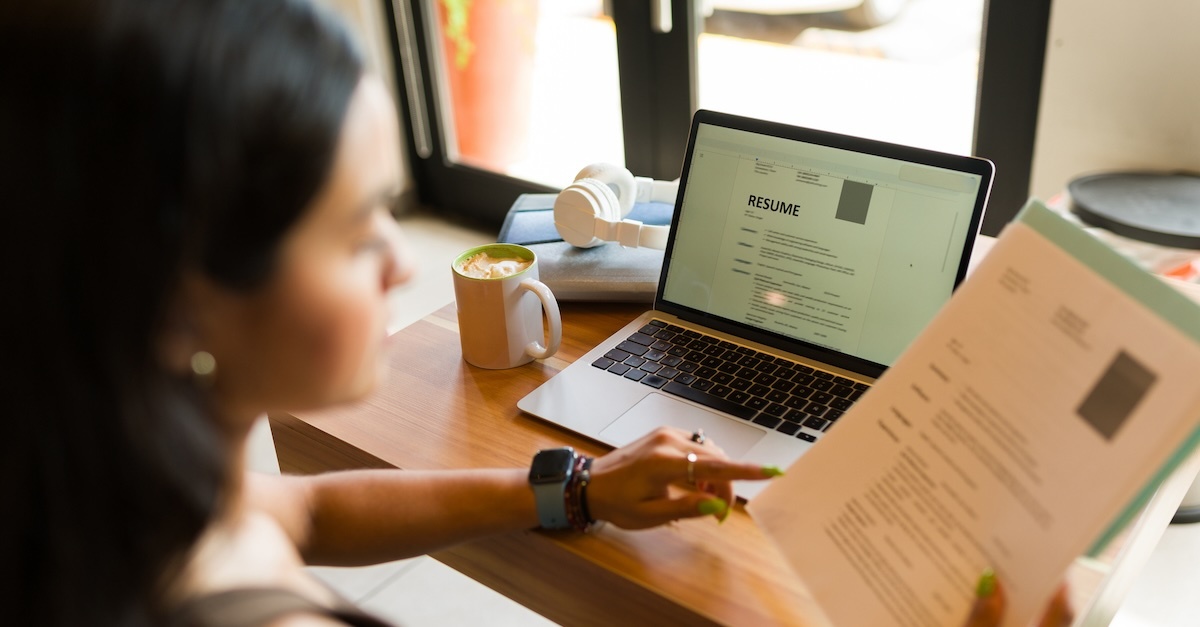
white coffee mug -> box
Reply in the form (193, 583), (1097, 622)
(452, 243), (562, 369)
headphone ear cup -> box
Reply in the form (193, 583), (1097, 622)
(554, 179), (620, 248)
(574, 178), (622, 222)
(574, 163), (637, 217)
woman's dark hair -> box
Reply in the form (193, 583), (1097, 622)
(0, 0), (364, 624)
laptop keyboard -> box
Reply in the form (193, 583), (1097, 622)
(590, 318), (868, 442)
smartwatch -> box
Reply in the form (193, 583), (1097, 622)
(528, 447), (576, 529)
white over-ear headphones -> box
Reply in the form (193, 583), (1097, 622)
(553, 163), (678, 249)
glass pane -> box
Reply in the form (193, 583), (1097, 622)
(432, 0), (623, 187)
(699, 0), (984, 154)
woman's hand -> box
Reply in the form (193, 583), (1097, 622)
(964, 571), (1074, 627)
(584, 426), (782, 529)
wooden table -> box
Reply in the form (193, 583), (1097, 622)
(270, 301), (828, 626)
(270, 300), (1197, 626)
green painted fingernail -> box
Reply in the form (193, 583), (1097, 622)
(976, 568), (996, 598)
(698, 498), (728, 518)
(762, 465), (785, 477)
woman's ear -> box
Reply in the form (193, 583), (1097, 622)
(156, 272), (226, 377)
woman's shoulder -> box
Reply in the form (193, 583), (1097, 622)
(166, 509), (396, 626)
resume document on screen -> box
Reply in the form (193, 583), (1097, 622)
(664, 132), (974, 368)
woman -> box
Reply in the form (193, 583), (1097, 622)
(1, 0), (1070, 625)
(1, 1), (778, 624)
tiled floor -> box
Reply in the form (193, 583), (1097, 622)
(245, 207), (1200, 626)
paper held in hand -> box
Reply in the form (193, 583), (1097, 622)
(747, 199), (1200, 627)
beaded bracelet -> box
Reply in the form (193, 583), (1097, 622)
(563, 455), (596, 532)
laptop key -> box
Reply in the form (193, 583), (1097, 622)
(657, 367), (680, 380)
(784, 396), (809, 410)
(728, 390), (751, 405)
(662, 381), (758, 420)
(830, 397), (853, 411)
(753, 415), (782, 429)
(605, 348), (632, 362)
(624, 369), (647, 382)
(811, 391), (834, 405)
(607, 363), (631, 375)
(797, 432), (817, 442)
(591, 357), (615, 370)
(675, 373), (698, 386)
(831, 384), (855, 398)
(617, 341), (648, 356)
(640, 374), (668, 389)
(753, 372), (777, 386)
(710, 385), (733, 398)
(628, 332), (656, 346)
(648, 319), (667, 328)
(803, 416), (829, 431)
(765, 389), (789, 403)
(775, 421), (802, 436)
(678, 361), (699, 373)
(717, 360), (742, 374)
(691, 379), (714, 391)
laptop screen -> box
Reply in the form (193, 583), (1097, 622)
(658, 111), (993, 376)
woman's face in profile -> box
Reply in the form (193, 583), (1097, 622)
(200, 76), (415, 417)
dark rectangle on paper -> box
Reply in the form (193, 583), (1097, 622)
(1077, 351), (1156, 440)
(835, 180), (873, 225)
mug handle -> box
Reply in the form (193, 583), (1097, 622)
(519, 278), (561, 360)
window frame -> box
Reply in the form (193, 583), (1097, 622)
(382, 0), (1052, 235)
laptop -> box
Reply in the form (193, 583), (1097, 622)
(518, 110), (994, 499)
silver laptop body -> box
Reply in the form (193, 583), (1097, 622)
(518, 110), (994, 499)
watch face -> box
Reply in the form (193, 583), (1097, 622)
(529, 448), (574, 484)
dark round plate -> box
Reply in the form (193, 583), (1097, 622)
(1068, 171), (1200, 250)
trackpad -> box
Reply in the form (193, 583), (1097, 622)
(597, 393), (765, 458)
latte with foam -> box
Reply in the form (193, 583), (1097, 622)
(457, 252), (531, 279)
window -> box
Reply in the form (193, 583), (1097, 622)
(383, 0), (1050, 235)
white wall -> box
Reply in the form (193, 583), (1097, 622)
(1029, 0), (1200, 200)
